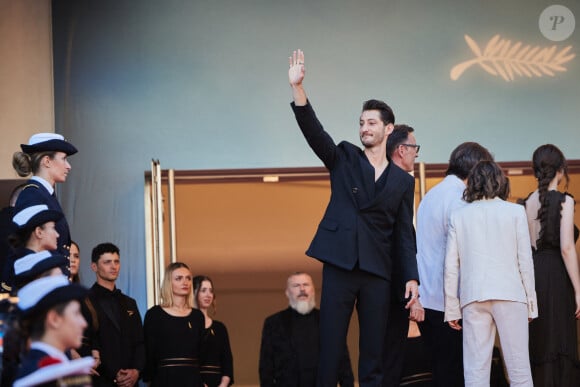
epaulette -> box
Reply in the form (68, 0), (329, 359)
(21, 183), (40, 190)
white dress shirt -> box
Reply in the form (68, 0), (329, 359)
(416, 175), (466, 312)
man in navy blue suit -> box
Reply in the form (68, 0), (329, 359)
(288, 49), (419, 386)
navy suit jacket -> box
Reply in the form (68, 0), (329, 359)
(292, 102), (418, 283)
(15, 179), (72, 257)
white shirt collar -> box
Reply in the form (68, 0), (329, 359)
(30, 176), (54, 195)
(30, 341), (69, 363)
(446, 174), (466, 189)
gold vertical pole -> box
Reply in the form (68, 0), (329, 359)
(419, 161), (426, 200)
(145, 159), (165, 308)
(154, 161), (165, 302)
(145, 160), (156, 308)
(168, 169), (177, 263)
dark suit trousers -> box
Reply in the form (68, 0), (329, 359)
(382, 294), (409, 387)
(317, 263), (390, 387)
(419, 308), (464, 387)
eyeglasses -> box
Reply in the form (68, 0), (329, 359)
(400, 143), (421, 153)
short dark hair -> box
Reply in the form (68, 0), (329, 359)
(446, 142), (493, 180)
(463, 160), (509, 202)
(386, 124), (415, 159)
(91, 242), (120, 263)
(362, 99), (395, 125)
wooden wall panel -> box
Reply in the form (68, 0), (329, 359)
(152, 164), (580, 385)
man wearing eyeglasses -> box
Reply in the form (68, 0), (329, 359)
(385, 124), (420, 173)
(383, 124), (426, 386)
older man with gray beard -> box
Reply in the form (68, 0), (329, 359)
(259, 272), (354, 387)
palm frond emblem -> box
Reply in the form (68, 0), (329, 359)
(450, 34), (575, 81)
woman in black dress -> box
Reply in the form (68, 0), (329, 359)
(193, 275), (234, 387)
(524, 144), (580, 386)
(143, 262), (205, 387)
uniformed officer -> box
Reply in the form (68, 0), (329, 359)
(1, 204), (64, 294)
(13, 275), (94, 387)
(12, 133), (78, 273)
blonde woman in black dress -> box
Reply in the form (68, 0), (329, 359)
(143, 262), (205, 386)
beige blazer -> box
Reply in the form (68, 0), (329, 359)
(444, 197), (538, 321)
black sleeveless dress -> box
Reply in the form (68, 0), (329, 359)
(526, 191), (580, 386)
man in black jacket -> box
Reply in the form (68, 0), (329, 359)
(288, 49), (419, 386)
(86, 242), (145, 387)
(382, 124), (426, 386)
(259, 272), (354, 387)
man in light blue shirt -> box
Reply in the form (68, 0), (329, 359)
(416, 142), (493, 387)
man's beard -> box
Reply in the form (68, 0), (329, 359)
(290, 297), (316, 315)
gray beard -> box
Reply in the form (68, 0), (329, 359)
(290, 298), (316, 315)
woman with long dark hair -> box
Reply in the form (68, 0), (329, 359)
(69, 241), (81, 283)
(193, 275), (234, 387)
(523, 144), (580, 386)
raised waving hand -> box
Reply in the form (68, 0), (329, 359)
(288, 49), (307, 106)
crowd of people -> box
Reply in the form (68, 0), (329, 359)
(0, 135), (234, 386)
(0, 48), (578, 386)
(286, 49), (580, 387)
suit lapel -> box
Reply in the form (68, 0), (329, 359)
(361, 162), (402, 210)
(33, 183), (62, 211)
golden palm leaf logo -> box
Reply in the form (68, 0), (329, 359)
(450, 34), (575, 81)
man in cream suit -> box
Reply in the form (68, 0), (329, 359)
(444, 161), (537, 387)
